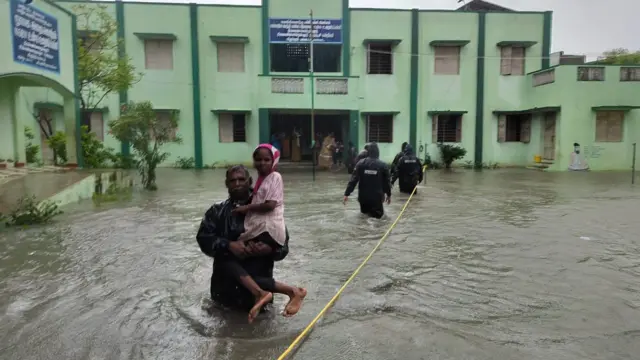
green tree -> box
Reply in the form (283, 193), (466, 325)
(108, 101), (182, 191)
(596, 48), (640, 65)
(74, 3), (140, 112)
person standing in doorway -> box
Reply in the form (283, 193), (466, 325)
(343, 142), (391, 219)
(270, 133), (282, 152)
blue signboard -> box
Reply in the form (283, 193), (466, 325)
(269, 18), (342, 44)
(10, 0), (60, 73)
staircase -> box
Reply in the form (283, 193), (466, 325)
(526, 158), (554, 171)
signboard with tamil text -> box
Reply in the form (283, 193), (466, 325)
(10, 0), (60, 73)
(269, 18), (342, 44)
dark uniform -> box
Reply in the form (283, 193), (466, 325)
(390, 142), (409, 172)
(391, 144), (423, 194)
(344, 142), (392, 219)
(196, 193), (289, 311)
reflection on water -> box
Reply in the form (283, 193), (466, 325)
(1, 169), (640, 360)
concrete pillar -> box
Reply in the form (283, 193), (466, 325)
(63, 96), (78, 166)
(11, 85), (26, 165)
(0, 83), (16, 161)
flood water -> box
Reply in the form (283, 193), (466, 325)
(1, 168), (640, 360)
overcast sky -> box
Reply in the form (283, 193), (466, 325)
(132, 0), (637, 59)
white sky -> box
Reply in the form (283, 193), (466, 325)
(129, 0), (638, 58)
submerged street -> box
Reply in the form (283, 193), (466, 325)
(1, 169), (639, 360)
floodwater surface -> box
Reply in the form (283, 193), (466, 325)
(1, 169), (640, 360)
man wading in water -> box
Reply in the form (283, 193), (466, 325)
(197, 165), (299, 322)
(343, 142), (392, 218)
(391, 144), (423, 194)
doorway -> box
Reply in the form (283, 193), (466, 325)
(269, 111), (349, 162)
(543, 112), (556, 160)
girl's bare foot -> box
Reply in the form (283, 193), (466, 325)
(248, 292), (273, 323)
(283, 288), (307, 317)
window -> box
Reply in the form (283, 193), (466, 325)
(366, 115), (393, 143)
(270, 44), (341, 72)
(500, 46), (525, 76)
(367, 43), (393, 74)
(217, 42), (245, 73)
(80, 111), (104, 141)
(144, 39), (174, 70)
(577, 67), (604, 81)
(433, 114), (462, 143)
(218, 113), (247, 143)
(434, 46), (461, 75)
(595, 111), (624, 142)
(155, 111), (177, 140)
(78, 33), (102, 54)
(497, 114), (531, 143)
(620, 67), (640, 81)
(533, 69), (555, 86)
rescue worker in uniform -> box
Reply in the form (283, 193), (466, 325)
(352, 143), (371, 168)
(343, 142), (392, 219)
(391, 144), (424, 194)
(390, 142), (409, 172)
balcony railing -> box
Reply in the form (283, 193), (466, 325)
(315, 78), (348, 94)
(271, 77), (304, 94)
(532, 69), (555, 87)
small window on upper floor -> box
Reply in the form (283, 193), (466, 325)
(144, 39), (174, 70)
(217, 42), (245, 73)
(595, 111), (624, 142)
(366, 115), (393, 143)
(218, 113), (247, 143)
(620, 67), (640, 81)
(434, 46), (461, 75)
(433, 114), (462, 143)
(78, 33), (103, 55)
(577, 67), (604, 81)
(500, 46), (525, 76)
(367, 43), (393, 75)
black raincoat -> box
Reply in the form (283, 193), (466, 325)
(344, 142), (392, 218)
(196, 192), (289, 310)
(391, 144), (423, 193)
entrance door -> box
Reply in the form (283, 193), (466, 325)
(543, 112), (556, 160)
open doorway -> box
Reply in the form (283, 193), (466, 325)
(269, 111), (349, 162)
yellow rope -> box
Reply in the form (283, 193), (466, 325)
(276, 166), (427, 360)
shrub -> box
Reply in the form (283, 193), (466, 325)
(5, 195), (62, 226)
(439, 144), (467, 168)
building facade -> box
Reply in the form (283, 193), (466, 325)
(2, 0), (639, 171)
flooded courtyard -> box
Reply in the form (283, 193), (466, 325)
(1, 168), (640, 360)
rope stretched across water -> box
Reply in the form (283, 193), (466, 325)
(276, 166), (427, 360)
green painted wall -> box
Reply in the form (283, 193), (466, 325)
(198, 5), (261, 166)
(528, 65), (640, 171)
(6, 0), (640, 171)
(417, 11), (479, 164)
(483, 12), (545, 166)
(351, 9), (412, 160)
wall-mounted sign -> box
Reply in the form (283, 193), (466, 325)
(10, 0), (60, 73)
(269, 18), (342, 44)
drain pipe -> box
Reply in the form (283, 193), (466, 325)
(632, 143), (637, 185)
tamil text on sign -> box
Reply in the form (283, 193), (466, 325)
(11, 0), (60, 73)
(269, 18), (342, 44)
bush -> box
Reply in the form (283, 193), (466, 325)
(46, 131), (68, 165)
(81, 125), (116, 168)
(4, 195), (62, 226)
(439, 144), (467, 168)
(24, 126), (40, 164)
(175, 156), (195, 169)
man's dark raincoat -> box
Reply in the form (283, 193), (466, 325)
(391, 144), (423, 194)
(344, 142), (392, 219)
(196, 192), (289, 310)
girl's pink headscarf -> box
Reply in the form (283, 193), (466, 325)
(253, 143), (280, 193)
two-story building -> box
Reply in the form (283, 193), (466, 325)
(1, 0), (639, 170)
